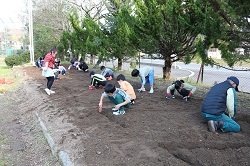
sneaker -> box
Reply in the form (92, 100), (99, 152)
(131, 100), (135, 105)
(89, 85), (95, 90)
(149, 88), (154, 94)
(113, 110), (125, 115)
(138, 88), (146, 92)
(166, 95), (175, 99)
(99, 85), (103, 89)
(208, 120), (218, 132)
(112, 107), (119, 111)
(44, 88), (50, 95)
(50, 90), (55, 94)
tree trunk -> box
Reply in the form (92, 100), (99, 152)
(93, 59), (102, 68)
(163, 59), (172, 80)
(90, 54), (94, 65)
(118, 58), (122, 70)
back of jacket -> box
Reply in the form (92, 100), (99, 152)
(201, 81), (232, 116)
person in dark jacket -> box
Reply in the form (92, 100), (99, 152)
(76, 61), (89, 72)
(35, 57), (43, 68)
(201, 76), (240, 133)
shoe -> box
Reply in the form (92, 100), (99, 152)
(89, 85), (95, 90)
(208, 120), (218, 132)
(112, 107), (119, 111)
(131, 100), (135, 105)
(44, 88), (50, 95)
(166, 95), (175, 99)
(50, 90), (55, 94)
(138, 88), (146, 92)
(149, 88), (154, 94)
(113, 110), (125, 115)
(99, 85), (103, 89)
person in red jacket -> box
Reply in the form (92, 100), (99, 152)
(42, 46), (58, 95)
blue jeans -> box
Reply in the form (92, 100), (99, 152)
(202, 112), (240, 132)
(141, 70), (154, 86)
(108, 94), (131, 111)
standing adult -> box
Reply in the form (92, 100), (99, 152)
(131, 66), (154, 93)
(201, 76), (241, 133)
(42, 46), (57, 95)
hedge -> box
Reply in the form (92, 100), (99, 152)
(5, 54), (23, 67)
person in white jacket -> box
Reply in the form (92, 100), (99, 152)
(166, 80), (196, 101)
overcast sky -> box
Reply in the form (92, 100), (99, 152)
(0, 0), (25, 30)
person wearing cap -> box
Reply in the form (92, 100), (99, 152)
(166, 80), (196, 100)
(201, 76), (240, 133)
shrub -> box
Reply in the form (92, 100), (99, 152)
(21, 51), (43, 63)
(5, 54), (23, 67)
(21, 51), (30, 63)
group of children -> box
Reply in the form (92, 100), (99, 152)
(87, 65), (196, 116)
(68, 57), (89, 72)
(42, 54), (196, 115)
(42, 50), (240, 133)
(92, 65), (241, 134)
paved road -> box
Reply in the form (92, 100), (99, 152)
(99, 58), (250, 93)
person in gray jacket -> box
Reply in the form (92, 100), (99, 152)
(166, 80), (196, 101)
(100, 66), (114, 80)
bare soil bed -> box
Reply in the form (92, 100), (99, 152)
(2, 65), (250, 166)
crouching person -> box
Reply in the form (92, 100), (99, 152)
(100, 66), (114, 80)
(116, 74), (136, 104)
(89, 71), (107, 90)
(99, 83), (131, 115)
(201, 76), (241, 133)
(166, 80), (196, 101)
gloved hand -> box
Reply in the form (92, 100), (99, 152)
(138, 88), (146, 92)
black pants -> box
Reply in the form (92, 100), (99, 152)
(171, 88), (190, 97)
(46, 76), (54, 89)
(79, 64), (88, 71)
(91, 76), (106, 86)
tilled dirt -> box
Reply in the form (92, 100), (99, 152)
(1, 65), (250, 166)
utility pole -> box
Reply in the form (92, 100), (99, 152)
(28, 0), (34, 65)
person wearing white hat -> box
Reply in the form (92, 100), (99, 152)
(201, 76), (240, 133)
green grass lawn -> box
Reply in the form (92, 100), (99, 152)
(0, 58), (23, 93)
(0, 58), (12, 79)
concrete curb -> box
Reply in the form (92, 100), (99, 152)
(35, 112), (72, 166)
